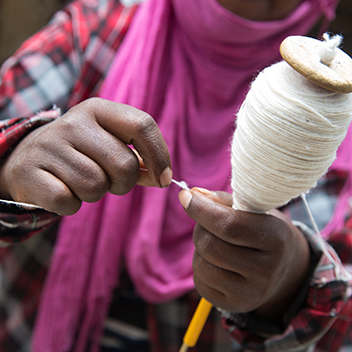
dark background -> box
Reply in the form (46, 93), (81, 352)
(0, 0), (351, 65)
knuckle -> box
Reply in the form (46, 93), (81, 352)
(195, 232), (221, 264)
(192, 224), (210, 249)
(58, 114), (78, 130)
(268, 223), (288, 251)
(36, 117), (77, 147)
(48, 186), (80, 215)
(225, 283), (258, 313)
(57, 111), (85, 133)
(80, 97), (101, 112)
(78, 173), (109, 203)
(110, 153), (139, 194)
(219, 212), (238, 239)
(61, 98), (98, 127)
(134, 112), (157, 137)
(193, 276), (225, 310)
(192, 251), (210, 278)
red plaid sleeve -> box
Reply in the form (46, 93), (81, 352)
(0, 110), (61, 246)
(0, 0), (137, 119)
(0, 109), (59, 156)
(0, 2), (137, 349)
(0, 0), (137, 246)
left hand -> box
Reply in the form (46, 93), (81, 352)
(178, 188), (310, 323)
(0, 99), (172, 215)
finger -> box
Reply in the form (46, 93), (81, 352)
(29, 122), (137, 197)
(132, 149), (156, 187)
(193, 273), (228, 310)
(56, 113), (141, 195)
(137, 168), (155, 187)
(18, 169), (82, 215)
(84, 138), (140, 195)
(192, 252), (260, 312)
(191, 188), (233, 207)
(39, 144), (111, 202)
(87, 98), (173, 187)
(193, 223), (268, 275)
(179, 189), (281, 249)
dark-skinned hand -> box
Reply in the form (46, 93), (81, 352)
(178, 188), (310, 323)
(0, 98), (172, 215)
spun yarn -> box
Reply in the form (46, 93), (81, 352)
(317, 33), (342, 66)
(231, 39), (352, 213)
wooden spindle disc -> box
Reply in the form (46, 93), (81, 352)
(280, 35), (352, 93)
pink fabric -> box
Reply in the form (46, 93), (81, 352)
(33, 0), (341, 351)
(322, 123), (352, 237)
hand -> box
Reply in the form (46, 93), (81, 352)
(179, 188), (310, 323)
(0, 98), (172, 215)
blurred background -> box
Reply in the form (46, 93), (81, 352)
(0, 0), (67, 64)
(0, 0), (352, 65)
(329, 0), (352, 55)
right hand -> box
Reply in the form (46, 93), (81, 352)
(179, 188), (310, 322)
(0, 98), (172, 215)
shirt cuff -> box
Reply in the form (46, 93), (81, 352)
(0, 109), (60, 245)
(0, 108), (60, 157)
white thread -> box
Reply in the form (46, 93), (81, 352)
(301, 193), (352, 281)
(231, 54), (352, 213)
(0, 179), (189, 211)
(172, 179), (190, 190)
(317, 33), (342, 66)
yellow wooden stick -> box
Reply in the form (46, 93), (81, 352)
(178, 297), (213, 352)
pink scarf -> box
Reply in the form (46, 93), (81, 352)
(33, 0), (341, 350)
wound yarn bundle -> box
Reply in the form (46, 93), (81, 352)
(231, 34), (352, 213)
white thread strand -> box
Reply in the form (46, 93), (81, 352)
(301, 193), (352, 281)
(231, 60), (352, 213)
(172, 179), (190, 190)
(317, 33), (342, 66)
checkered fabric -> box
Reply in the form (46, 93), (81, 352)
(0, 1), (138, 350)
(0, 0), (137, 119)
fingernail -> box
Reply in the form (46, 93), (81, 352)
(191, 187), (214, 196)
(159, 167), (173, 187)
(178, 189), (192, 209)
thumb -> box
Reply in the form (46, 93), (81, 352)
(178, 187), (233, 210)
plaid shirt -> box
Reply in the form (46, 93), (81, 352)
(0, 0), (351, 351)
